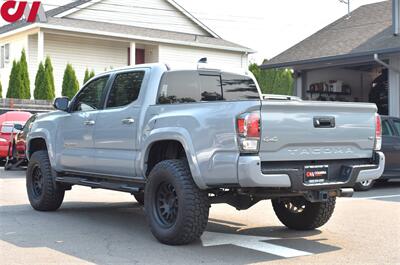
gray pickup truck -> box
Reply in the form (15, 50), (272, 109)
(26, 63), (385, 245)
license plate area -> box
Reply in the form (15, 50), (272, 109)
(304, 165), (329, 184)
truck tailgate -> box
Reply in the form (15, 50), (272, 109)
(260, 101), (377, 162)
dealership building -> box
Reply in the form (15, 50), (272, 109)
(0, 0), (253, 98)
(262, 0), (400, 118)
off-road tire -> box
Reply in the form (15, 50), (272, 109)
(134, 193), (144, 205)
(272, 196), (336, 230)
(144, 159), (209, 245)
(26, 151), (65, 211)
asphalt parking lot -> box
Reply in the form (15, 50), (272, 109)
(1, 167), (399, 265)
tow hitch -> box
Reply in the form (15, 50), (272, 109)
(306, 188), (354, 202)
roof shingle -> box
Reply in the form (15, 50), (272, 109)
(262, 0), (398, 68)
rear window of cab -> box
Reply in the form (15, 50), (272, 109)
(158, 70), (260, 104)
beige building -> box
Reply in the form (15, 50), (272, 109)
(0, 0), (253, 98)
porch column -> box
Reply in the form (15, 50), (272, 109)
(294, 71), (302, 97)
(37, 31), (44, 64)
(389, 55), (400, 118)
(129, 42), (136, 66)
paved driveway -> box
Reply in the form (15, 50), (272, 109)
(1, 168), (399, 265)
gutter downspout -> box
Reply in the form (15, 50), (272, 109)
(374, 54), (400, 73)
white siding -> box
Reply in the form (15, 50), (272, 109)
(0, 33), (29, 98)
(44, 33), (128, 96)
(159, 44), (247, 70)
(67, 0), (207, 36)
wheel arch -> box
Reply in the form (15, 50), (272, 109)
(27, 132), (55, 168)
(140, 128), (207, 189)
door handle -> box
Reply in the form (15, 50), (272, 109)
(84, 120), (96, 126)
(122, 118), (135, 125)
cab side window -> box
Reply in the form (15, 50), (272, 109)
(158, 71), (200, 104)
(106, 71), (145, 108)
(71, 76), (109, 112)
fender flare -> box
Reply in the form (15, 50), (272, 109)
(27, 130), (55, 168)
(139, 127), (208, 189)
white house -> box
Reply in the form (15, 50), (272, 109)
(0, 0), (254, 98)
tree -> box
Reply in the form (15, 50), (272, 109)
(248, 63), (294, 95)
(90, 70), (95, 80)
(34, 62), (46, 100)
(62, 64), (79, 100)
(19, 49), (31, 99)
(84, 68), (96, 84)
(0, 80), (2, 98)
(44, 56), (55, 100)
(7, 60), (22, 99)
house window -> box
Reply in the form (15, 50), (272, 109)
(1, 44), (10, 68)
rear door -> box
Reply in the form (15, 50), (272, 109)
(92, 69), (147, 178)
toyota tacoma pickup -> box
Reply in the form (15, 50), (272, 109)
(26, 63), (385, 245)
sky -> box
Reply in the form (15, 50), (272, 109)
(1, 0), (386, 64)
(177, 0), (385, 64)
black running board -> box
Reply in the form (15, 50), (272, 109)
(55, 175), (145, 194)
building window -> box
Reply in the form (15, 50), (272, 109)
(1, 44), (10, 68)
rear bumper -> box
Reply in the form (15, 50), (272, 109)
(238, 152), (385, 190)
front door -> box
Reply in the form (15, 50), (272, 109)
(57, 75), (110, 173)
(93, 70), (147, 178)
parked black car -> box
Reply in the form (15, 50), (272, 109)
(355, 116), (400, 191)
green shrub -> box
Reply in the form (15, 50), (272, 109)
(249, 63), (294, 95)
(19, 49), (31, 99)
(62, 64), (79, 100)
(83, 68), (96, 84)
(44, 56), (55, 100)
(7, 60), (22, 99)
(34, 62), (46, 100)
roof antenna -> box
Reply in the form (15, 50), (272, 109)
(339, 0), (351, 19)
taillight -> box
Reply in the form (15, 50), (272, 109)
(236, 111), (260, 153)
(374, 114), (382, 151)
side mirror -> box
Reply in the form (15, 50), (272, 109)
(13, 124), (23, 131)
(53, 97), (69, 112)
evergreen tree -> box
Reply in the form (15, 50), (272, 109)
(83, 68), (90, 84)
(19, 49), (31, 99)
(248, 63), (294, 95)
(7, 60), (22, 99)
(84, 69), (96, 84)
(34, 62), (46, 100)
(44, 56), (55, 100)
(89, 70), (95, 79)
(0, 80), (2, 98)
(62, 64), (79, 100)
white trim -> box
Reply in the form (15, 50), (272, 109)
(0, 24), (254, 55)
(129, 42), (136, 66)
(1, 23), (252, 53)
(165, 0), (220, 38)
(54, 0), (104, 18)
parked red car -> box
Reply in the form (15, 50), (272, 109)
(0, 111), (32, 165)
(4, 114), (38, 170)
